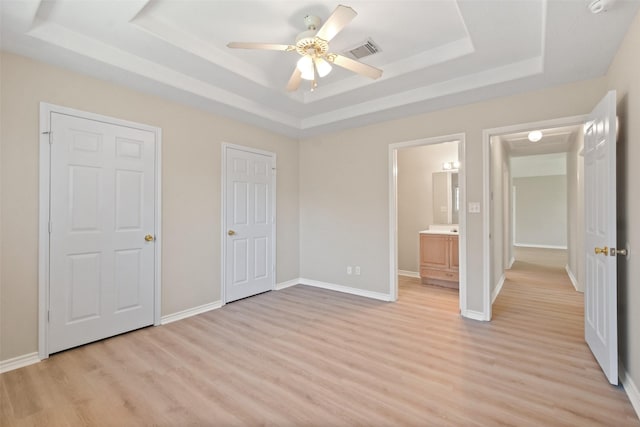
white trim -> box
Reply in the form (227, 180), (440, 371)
(160, 301), (222, 325)
(461, 310), (489, 321)
(620, 362), (640, 420)
(220, 143), (277, 305)
(514, 243), (568, 249)
(565, 265), (580, 292)
(398, 270), (420, 279)
(492, 274), (506, 304)
(300, 278), (394, 302)
(388, 133), (467, 312)
(508, 256), (515, 269)
(0, 352), (40, 374)
(275, 278), (300, 290)
(38, 103), (162, 360)
(482, 115), (588, 322)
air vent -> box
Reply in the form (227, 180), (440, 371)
(346, 38), (381, 60)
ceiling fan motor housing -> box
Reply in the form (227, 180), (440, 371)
(303, 15), (321, 30)
(295, 15), (329, 57)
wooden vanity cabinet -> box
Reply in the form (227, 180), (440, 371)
(420, 233), (459, 289)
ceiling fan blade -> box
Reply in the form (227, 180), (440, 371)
(315, 5), (357, 42)
(227, 42), (294, 51)
(286, 68), (302, 92)
(328, 54), (383, 80)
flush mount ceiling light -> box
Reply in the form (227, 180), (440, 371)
(528, 130), (543, 142)
(227, 5), (383, 92)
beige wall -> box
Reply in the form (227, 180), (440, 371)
(513, 175), (567, 248)
(299, 77), (607, 307)
(397, 142), (458, 273)
(606, 8), (640, 396)
(0, 52), (299, 360)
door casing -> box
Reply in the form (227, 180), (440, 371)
(38, 102), (162, 360)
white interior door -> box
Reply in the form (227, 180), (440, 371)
(224, 145), (275, 303)
(48, 112), (156, 354)
(584, 90), (618, 385)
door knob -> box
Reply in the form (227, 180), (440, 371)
(228, 230), (236, 236)
(144, 234), (155, 242)
(594, 246), (608, 255)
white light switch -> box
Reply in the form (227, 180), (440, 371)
(468, 202), (481, 213)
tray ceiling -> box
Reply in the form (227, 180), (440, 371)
(1, 0), (639, 137)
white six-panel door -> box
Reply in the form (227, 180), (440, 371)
(584, 90), (618, 385)
(48, 112), (156, 354)
(224, 145), (275, 303)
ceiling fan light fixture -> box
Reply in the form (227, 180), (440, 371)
(297, 56), (332, 80)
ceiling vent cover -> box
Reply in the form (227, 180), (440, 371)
(346, 38), (381, 59)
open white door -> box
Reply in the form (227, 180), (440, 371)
(584, 90), (619, 385)
(223, 145), (275, 303)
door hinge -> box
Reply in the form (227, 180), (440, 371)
(47, 310), (50, 323)
(48, 222), (52, 234)
(42, 131), (52, 144)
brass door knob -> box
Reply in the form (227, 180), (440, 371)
(228, 230), (236, 236)
(594, 246), (608, 255)
(144, 234), (155, 242)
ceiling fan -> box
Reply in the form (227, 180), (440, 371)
(227, 5), (383, 92)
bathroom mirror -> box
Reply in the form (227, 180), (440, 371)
(432, 171), (459, 224)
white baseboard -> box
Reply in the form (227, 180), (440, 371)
(299, 278), (394, 302)
(508, 256), (515, 269)
(0, 352), (40, 374)
(461, 309), (489, 321)
(160, 300), (222, 325)
(492, 274), (506, 304)
(398, 270), (420, 278)
(275, 278), (300, 290)
(514, 243), (568, 250)
(620, 362), (640, 420)
(565, 265), (581, 292)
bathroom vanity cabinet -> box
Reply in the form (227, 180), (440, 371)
(419, 232), (459, 289)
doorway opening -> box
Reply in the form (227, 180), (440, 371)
(389, 133), (467, 314)
(483, 116), (587, 320)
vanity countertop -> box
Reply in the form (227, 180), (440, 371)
(419, 230), (459, 235)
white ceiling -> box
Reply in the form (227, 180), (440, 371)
(1, 0), (638, 138)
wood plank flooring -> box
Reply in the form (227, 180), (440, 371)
(2, 267), (638, 426)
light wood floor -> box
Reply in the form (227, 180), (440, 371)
(2, 269), (638, 426)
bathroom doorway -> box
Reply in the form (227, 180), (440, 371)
(389, 133), (468, 314)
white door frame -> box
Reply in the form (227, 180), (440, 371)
(38, 102), (162, 360)
(482, 115), (586, 320)
(388, 133), (467, 313)
(220, 143), (277, 305)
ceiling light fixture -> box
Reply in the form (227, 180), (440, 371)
(442, 161), (460, 171)
(528, 130), (543, 142)
(297, 55), (332, 81)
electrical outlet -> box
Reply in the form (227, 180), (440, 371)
(355, 266), (361, 275)
(468, 202), (481, 213)
(347, 266), (352, 275)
